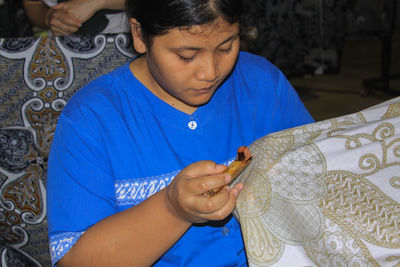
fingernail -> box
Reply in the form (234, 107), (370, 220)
(215, 164), (225, 170)
(238, 183), (244, 190)
(233, 185), (243, 197)
(233, 189), (239, 197)
(225, 174), (231, 183)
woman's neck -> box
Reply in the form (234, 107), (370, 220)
(129, 56), (197, 115)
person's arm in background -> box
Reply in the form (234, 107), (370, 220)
(51, 0), (126, 29)
(23, 0), (82, 35)
(22, 0), (125, 36)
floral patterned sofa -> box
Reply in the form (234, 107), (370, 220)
(0, 34), (135, 266)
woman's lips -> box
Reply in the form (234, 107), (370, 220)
(193, 84), (218, 94)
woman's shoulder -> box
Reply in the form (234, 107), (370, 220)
(237, 51), (278, 69)
(61, 62), (133, 117)
(233, 51), (284, 85)
(236, 51), (282, 77)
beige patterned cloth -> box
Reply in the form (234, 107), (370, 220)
(234, 97), (400, 267)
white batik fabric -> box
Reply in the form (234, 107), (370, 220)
(234, 97), (400, 267)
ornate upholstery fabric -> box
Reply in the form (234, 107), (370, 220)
(0, 34), (134, 266)
(234, 97), (400, 266)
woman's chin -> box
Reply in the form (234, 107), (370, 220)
(185, 96), (213, 108)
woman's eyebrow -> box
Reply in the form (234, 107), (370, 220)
(171, 33), (240, 51)
(219, 33), (239, 46)
(172, 46), (202, 51)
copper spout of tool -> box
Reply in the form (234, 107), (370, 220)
(203, 146), (252, 197)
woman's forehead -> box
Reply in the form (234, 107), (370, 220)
(184, 17), (238, 34)
(149, 17), (239, 49)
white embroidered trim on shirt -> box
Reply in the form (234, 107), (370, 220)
(49, 231), (84, 266)
(115, 170), (180, 206)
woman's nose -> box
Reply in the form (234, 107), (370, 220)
(196, 56), (220, 82)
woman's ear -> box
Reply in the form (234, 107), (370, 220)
(130, 18), (147, 54)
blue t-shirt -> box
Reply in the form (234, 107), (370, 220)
(47, 51), (313, 266)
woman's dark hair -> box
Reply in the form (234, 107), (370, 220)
(126, 0), (242, 45)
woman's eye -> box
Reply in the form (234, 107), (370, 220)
(178, 54), (196, 62)
(219, 45), (232, 53)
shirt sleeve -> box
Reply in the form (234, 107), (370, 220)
(237, 52), (314, 131)
(276, 69), (315, 128)
(244, 52), (314, 133)
(47, 112), (117, 265)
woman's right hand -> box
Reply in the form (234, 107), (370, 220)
(165, 161), (244, 224)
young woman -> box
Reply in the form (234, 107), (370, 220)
(47, 0), (314, 266)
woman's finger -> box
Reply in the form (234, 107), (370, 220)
(182, 160), (227, 179)
(191, 186), (231, 214)
(186, 172), (231, 196)
(198, 183), (244, 221)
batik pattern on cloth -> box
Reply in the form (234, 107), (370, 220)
(0, 34), (134, 266)
(234, 97), (400, 266)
